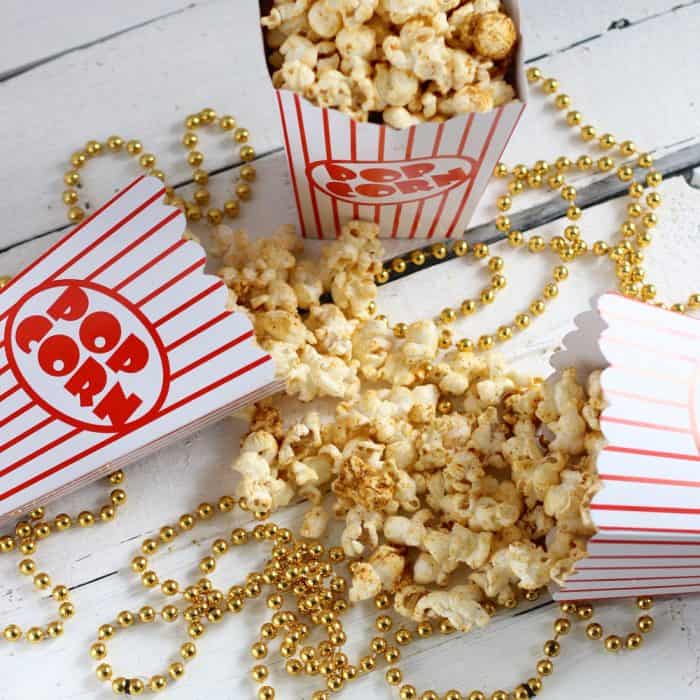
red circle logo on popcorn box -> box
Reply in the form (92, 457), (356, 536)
(4, 280), (170, 433)
(307, 156), (476, 207)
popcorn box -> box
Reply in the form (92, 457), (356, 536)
(0, 177), (281, 524)
(552, 293), (700, 600)
(259, 0), (526, 239)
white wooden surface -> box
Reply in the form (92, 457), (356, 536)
(1, 2), (699, 699)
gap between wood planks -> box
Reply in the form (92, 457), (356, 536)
(525, 0), (700, 63)
(0, 3), (198, 82)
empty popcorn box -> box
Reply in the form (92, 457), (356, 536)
(551, 294), (700, 600)
(258, 0), (526, 239)
(0, 177), (281, 523)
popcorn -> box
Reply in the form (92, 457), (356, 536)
(262, 0), (518, 126)
(414, 583), (490, 632)
(472, 11), (517, 60)
(222, 219), (603, 634)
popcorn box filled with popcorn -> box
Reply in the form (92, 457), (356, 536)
(551, 293), (700, 600)
(259, 0), (526, 239)
(0, 176), (281, 524)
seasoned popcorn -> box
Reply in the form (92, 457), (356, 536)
(262, 0), (518, 126)
(222, 218), (603, 632)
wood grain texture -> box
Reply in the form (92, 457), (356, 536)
(0, 2), (699, 699)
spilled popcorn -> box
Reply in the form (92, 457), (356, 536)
(261, 0), (518, 126)
(214, 220), (602, 633)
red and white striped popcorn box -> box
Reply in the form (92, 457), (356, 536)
(0, 176), (280, 524)
(259, 1), (526, 240)
(551, 293), (700, 600)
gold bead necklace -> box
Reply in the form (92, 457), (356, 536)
(84, 495), (654, 698)
(0, 470), (126, 645)
(374, 66), (700, 353)
(61, 107), (257, 226)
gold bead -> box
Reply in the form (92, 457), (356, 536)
(495, 215), (511, 232)
(508, 230), (524, 246)
(513, 313), (530, 330)
(96, 662), (112, 681)
(528, 235), (545, 253)
(90, 642), (107, 659)
(496, 325), (513, 342)
(567, 205), (582, 221)
(599, 133), (616, 149)
(142, 570), (159, 588)
(530, 299), (546, 316)
(33, 572), (51, 589)
(85, 139), (103, 156)
(585, 622), (603, 640)
(642, 212), (658, 229)
(526, 67), (542, 83)
(555, 156), (572, 172)
(452, 240), (468, 257)
(617, 165), (634, 182)
(139, 153), (156, 169)
(112, 678), (129, 695)
(494, 161), (509, 177)
(548, 174), (564, 189)
(395, 628), (412, 645)
(138, 605), (156, 623)
(187, 150), (204, 168)
(491, 692), (508, 700)
(252, 641), (268, 659)
(477, 334), (494, 351)
(409, 250), (427, 266)
(429, 242), (447, 260)
(68, 206), (85, 223)
(604, 635), (623, 652)
(527, 172), (543, 188)
(52, 585), (69, 602)
(576, 155), (593, 170)
(638, 152), (653, 168)
(116, 610), (134, 628)
(637, 615), (654, 633)
(480, 288), (495, 304)
(620, 140), (637, 155)
(597, 156), (614, 172)
(149, 676), (168, 692)
(3, 625), (21, 642)
(492, 273), (506, 290)
(555, 94), (571, 109)
(468, 692), (485, 700)
(107, 135), (124, 151)
(169, 662), (185, 680)
(553, 265), (569, 281)
(497, 195), (512, 211)
(236, 182), (252, 200)
(576, 603), (593, 620)
(18, 558), (35, 575)
(472, 242), (489, 259)
(536, 659), (553, 676)
(543, 639), (560, 657)
(637, 230), (653, 247)
(63, 189), (79, 205)
(240, 145), (256, 161)
(513, 688), (529, 700)
(554, 617), (571, 635)
(509, 179), (524, 195)
(392, 258), (407, 274)
(111, 488), (127, 506)
(386, 668), (403, 685)
(488, 256), (504, 272)
(219, 114), (237, 131)
(444, 692), (462, 700)
(440, 307), (457, 324)
(542, 78), (558, 94)
(580, 125), (596, 141)
(567, 110), (582, 126)
(422, 693), (439, 700)
(527, 678), (543, 694)
(543, 282), (559, 299)
(646, 171), (663, 187)
(393, 322), (408, 338)
(125, 139), (142, 155)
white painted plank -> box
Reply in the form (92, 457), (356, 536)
(1, 175), (699, 700)
(2, 1), (700, 250)
(0, 0), (204, 78)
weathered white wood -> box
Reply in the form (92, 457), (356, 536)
(1, 1), (700, 698)
(2, 1), (700, 250)
(0, 0), (205, 78)
(1, 174), (699, 699)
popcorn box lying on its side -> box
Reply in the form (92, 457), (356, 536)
(258, 0), (526, 240)
(551, 294), (700, 600)
(0, 177), (281, 524)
